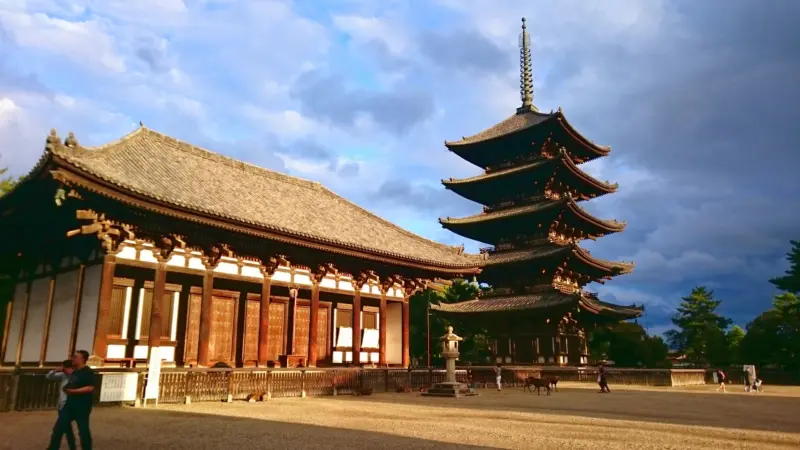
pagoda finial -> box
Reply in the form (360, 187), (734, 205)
(517, 17), (535, 113)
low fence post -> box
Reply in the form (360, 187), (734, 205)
(9, 374), (20, 412)
(301, 370), (307, 398)
(133, 372), (145, 408)
(384, 369), (390, 393)
(225, 371), (233, 403)
(266, 370), (272, 400)
(184, 372), (192, 405)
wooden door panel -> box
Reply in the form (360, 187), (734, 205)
(317, 307), (329, 362)
(243, 299), (260, 363)
(294, 305), (310, 358)
(184, 293), (202, 362)
(267, 302), (285, 361)
(209, 295), (236, 364)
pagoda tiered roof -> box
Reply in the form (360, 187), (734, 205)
(441, 147), (618, 205)
(443, 106), (611, 169)
(430, 288), (642, 320)
(439, 196), (625, 244)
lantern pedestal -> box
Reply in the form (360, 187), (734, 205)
(422, 326), (478, 398)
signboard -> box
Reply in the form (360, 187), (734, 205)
(144, 347), (162, 401)
(99, 373), (139, 403)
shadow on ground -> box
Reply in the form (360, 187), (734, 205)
(0, 408), (495, 450)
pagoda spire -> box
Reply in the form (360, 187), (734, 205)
(517, 17), (537, 113)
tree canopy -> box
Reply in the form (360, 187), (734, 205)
(770, 240), (800, 294)
(589, 322), (670, 368)
(665, 286), (732, 366)
(0, 167), (16, 197)
(740, 292), (800, 370)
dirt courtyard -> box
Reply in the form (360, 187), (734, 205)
(1, 383), (799, 449)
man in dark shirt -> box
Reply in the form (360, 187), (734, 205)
(58, 350), (96, 450)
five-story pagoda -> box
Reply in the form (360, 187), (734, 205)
(432, 18), (642, 366)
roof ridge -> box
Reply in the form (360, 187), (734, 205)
(316, 184), (475, 256)
(68, 126), (324, 192)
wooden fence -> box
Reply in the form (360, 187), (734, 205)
(6, 365), (798, 413)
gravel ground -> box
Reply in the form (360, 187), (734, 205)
(2, 383), (799, 450)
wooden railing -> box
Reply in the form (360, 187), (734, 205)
(8, 365), (800, 412)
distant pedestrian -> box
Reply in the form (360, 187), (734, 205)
(494, 364), (502, 391)
(715, 368), (727, 393)
(743, 366), (753, 392)
(50, 350), (96, 450)
(46, 359), (76, 450)
(598, 363), (610, 393)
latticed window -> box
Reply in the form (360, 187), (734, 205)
(139, 287), (178, 341)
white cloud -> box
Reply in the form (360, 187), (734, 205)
(333, 15), (411, 55)
(0, 11), (125, 72)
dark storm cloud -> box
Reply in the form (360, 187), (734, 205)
(134, 36), (170, 73)
(370, 179), (478, 217)
(418, 29), (512, 75)
(290, 70), (436, 135)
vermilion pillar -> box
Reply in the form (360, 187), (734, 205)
(379, 291), (387, 366)
(402, 299), (410, 368)
(197, 269), (214, 367)
(147, 262), (167, 352)
(258, 278), (272, 366)
(352, 289), (362, 366)
(91, 254), (116, 361)
(308, 282), (320, 366)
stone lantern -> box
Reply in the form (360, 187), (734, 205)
(440, 326), (462, 383)
(422, 326), (477, 398)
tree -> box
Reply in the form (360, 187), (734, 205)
(740, 292), (800, 370)
(0, 167), (16, 197)
(665, 286), (732, 366)
(588, 322), (671, 368)
(409, 279), (482, 365)
(726, 325), (746, 365)
(770, 241), (800, 294)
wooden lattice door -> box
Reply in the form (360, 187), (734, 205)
(208, 292), (239, 365)
(294, 305), (310, 358)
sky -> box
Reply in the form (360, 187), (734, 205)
(1, 0), (799, 337)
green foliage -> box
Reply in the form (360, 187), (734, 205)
(665, 286), (732, 366)
(725, 325), (746, 364)
(0, 167), (16, 197)
(589, 322), (670, 368)
(408, 279), (483, 365)
(770, 240), (800, 294)
(740, 292), (800, 370)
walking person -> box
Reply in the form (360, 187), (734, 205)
(598, 363), (610, 393)
(715, 368), (727, 393)
(46, 360), (76, 450)
(743, 366), (752, 392)
(494, 363), (502, 391)
(57, 350), (97, 450)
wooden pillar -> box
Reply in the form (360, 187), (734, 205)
(197, 269), (214, 367)
(401, 298), (410, 368)
(308, 282), (320, 367)
(257, 278), (272, 366)
(379, 291), (387, 366)
(91, 254), (117, 361)
(147, 261), (167, 355)
(39, 277), (57, 367)
(285, 288), (297, 356)
(67, 265), (86, 357)
(14, 281), (31, 367)
(352, 289), (361, 365)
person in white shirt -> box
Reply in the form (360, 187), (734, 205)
(46, 360), (76, 450)
(494, 364), (502, 391)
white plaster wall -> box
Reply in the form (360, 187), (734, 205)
(386, 303), (402, 365)
(3, 283), (28, 363)
(74, 264), (101, 354)
(20, 278), (50, 362)
(45, 270), (80, 362)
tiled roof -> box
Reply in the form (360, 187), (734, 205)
(431, 289), (643, 318)
(444, 109), (554, 147)
(46, 127), (483, 269)
(485, 245), (570, 265)
(431, 291), (576, 313)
